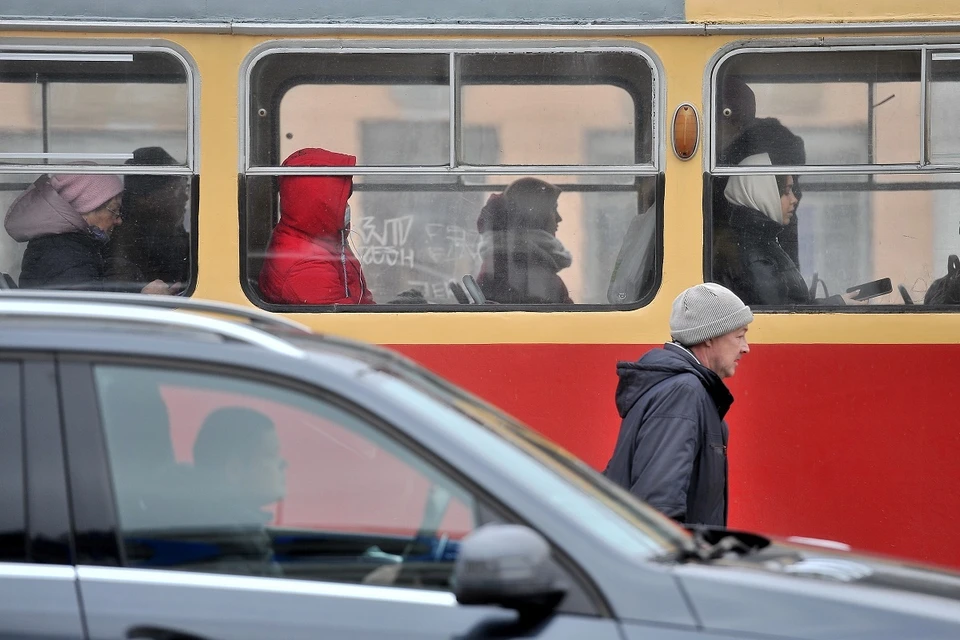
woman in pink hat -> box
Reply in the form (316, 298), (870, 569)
(4, 171), (176, 293)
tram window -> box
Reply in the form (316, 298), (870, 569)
(928, 54), (960, 165)
(715, 50), (921, 167)
(458, 52), (650, 166)
(244, 173), (657, 306)
(0, 46), (196, 294)
(709, 47), (960, 309)
(0, 50), (190, 164)
(243, 48), (660, 310)
(250, 53), (451, 168)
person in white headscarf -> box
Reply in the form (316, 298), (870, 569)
(712, 153), (809, 305)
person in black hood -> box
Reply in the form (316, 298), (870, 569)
(713, 152), (809, 305)
(604, 283), (753, 527)
(717, 116), (806, 271)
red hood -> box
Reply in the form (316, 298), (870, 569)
(278, 148), (356, 238)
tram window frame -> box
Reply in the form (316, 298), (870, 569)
(241, 43), (663, 313)
(707, 43), (960, 311)
(0, 42), (200, 295)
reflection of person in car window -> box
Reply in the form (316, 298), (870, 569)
(194, 407), (286, 522)
(475, 177), (573, 304)
(192, 407), (286, 576)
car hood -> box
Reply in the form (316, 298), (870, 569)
(670, 530), (960, 639)
(738, 536), (960, 601)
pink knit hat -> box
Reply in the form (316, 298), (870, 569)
(49, 173), (124, 214)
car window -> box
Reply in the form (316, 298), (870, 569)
(0, 360), (25, 562)
(92, 364), (477, 591)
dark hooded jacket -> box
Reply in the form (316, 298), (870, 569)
(258, 148), (374, 305)
(714, 117), (806, 272)
(475, 184), (573, 304)
(713, 202), (810, 306)
(109, 147), (190, 287)
(603, 343), (733, 527)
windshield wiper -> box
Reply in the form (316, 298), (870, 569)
(662, 527), (770, 563)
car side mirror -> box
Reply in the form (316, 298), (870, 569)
(453, 524), (567, 617)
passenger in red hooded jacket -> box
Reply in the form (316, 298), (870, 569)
(258, 148), (374, 305)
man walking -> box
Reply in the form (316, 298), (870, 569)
(604, 283), (753, 527)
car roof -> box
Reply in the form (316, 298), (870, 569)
(0, 290), (402, 365)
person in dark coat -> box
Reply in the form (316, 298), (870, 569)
(108, 147), (190, 288)
(4, 171), (175, 294)
(713, 152), (809, 305)
(717, 116), (807, 271)
(192, 407), (287, 577)
(604, 283), (753, 527)
(476, 177), (573, 304)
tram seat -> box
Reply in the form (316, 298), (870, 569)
(898, 284), (914, 305)
(461, 275), (486, 304)
(448, 281), (470, 304)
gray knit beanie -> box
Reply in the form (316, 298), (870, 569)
(670, 283), (754, 346)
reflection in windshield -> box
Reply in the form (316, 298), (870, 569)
(360, 355), (692, 557)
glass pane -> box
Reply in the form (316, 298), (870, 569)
(253, 53), (450, 167)
(711, 171), (960, 306)
(94, 364), (476, 587)
(460, 52), (650, 166)
(716, 50), (921, 167)
(245, 173), (656, 307)
(0, 170), (192, 292)
(0, 51), (189, 165)
(929, 55), (960, 165)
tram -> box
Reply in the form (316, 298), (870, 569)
(1, 0), (959, 568)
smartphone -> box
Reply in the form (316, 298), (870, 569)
(845, 277), (892, 301)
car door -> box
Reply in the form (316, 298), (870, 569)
(60, 357), (625, 640)
(0, 358), (86, 640)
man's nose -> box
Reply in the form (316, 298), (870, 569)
(741, 340), (750, 353)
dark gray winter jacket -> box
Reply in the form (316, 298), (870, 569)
(603, 343), (733, 527)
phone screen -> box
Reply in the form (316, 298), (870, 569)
(846, 277), (893, 301)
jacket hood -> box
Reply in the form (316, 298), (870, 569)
(4, 175), (89, 242)
(615, 344), (733, 419)
(720, 116), (806, 167)
(277, 148), (356, 238)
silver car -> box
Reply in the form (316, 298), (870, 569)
(1, 290), (959, 640)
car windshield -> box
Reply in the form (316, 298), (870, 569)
(298, 339), (693, 559)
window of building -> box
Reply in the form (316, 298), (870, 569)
(244, 46), (659, 309)
(0, 45), (196, 293)
(710, 46), (960, 308)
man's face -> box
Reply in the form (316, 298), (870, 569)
(229, 430), (287, 507)
(706, 326), (750, 379)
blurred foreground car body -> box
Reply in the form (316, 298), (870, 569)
(1, 291), (959, 640)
